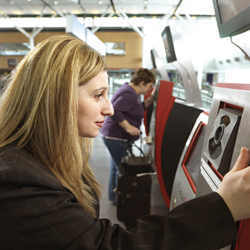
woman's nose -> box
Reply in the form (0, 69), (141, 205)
(102, 99), (114, 116)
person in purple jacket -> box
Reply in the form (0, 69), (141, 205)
(101, 68), (155, 204)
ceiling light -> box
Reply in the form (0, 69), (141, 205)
(10, 0), (15, 4)
(71, 10), (82, 14)
(32, 10), (40, 15)
(54, 1), (59, 5)
(98, 0), (103, 5)
(12, 10), (22, 15)
(27, 0), (32, 2)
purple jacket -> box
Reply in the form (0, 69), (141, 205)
(101, 82), (144, 141)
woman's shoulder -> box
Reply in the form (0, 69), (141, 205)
(0, 144), (41, 170)
(0, 145), (62, 190)
(112, 84), (137, 103)
(121, 83), (135, 94)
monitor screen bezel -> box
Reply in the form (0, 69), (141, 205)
(213, 0), (250, 37)
(161, 26), (177, 63)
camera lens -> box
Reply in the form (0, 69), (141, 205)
(214, 124), (225, 145)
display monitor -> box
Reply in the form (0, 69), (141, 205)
(161, 26), (177, 63)
(150, 49), (158, 69)
(212, 0), (250, 37)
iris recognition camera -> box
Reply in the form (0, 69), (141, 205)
(200, 105), (242, 191)
(206, 108), (241, 175)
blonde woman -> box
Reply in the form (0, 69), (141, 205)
(0, 34), (250, 250)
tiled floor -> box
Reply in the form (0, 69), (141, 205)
(90, 135), (168, 228)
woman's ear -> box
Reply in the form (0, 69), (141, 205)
(139, 81), (145, 86)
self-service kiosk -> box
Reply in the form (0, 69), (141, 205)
(170, 112), (208, 209)
(196, 83), (250, 250)
(170, 83), (250, 249)
(196, 84), (249, 196)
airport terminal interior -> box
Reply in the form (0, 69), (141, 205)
(1, 0), (250, 249)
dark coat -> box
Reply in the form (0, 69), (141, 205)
(0, 145), (237, 250)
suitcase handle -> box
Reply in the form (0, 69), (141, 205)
(127, 139), (145, 157)
(136, 172), (157, 177)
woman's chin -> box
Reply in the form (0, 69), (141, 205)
(78, 130), (99, 138)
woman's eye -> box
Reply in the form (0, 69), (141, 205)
(95, 92), (104, 99)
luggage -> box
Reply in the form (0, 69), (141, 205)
(119, 142), (154, 176)
(117, 141), (155, 229)
(117, 173), (152, 229)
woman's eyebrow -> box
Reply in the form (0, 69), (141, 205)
(94, 87), (108, 91)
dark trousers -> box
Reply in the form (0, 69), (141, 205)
(102, 137), (128, 202)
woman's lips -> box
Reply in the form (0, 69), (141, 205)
(95, 121), (104, 128)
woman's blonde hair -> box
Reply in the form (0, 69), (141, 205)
(0, 34), (104, 216)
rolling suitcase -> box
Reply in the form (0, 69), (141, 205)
(117, 173), (152, 229)
(117, 140), (155, 229)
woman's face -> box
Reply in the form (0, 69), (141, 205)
(140, 82), (154, 95)
(78, 71), (113, 137)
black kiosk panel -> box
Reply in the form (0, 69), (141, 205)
(161, 102), (202, 198)
(170, 113), (208, 210)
